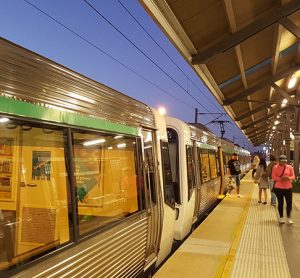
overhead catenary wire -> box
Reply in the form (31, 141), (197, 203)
(82, 0), (212, 113)
(22, 0), (200, 112)
(115, 0), (256, 147)
(22, 1), (241, 132)
(116, 0), (224, 114)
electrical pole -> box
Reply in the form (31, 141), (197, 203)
(194, 108), (225, 123)
(211, 120), (230, 138)
(194, 108), (230, 137)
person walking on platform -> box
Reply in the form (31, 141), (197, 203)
(252, 154), (260, 179)
(255, 157), (268, 204)
(272, 155), (295, 224)
(266, 155), (277, 206)
(227, 153), (242, 197)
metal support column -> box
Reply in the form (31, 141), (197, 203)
(275, 136), (281, 159)
(294, 104), (300, 177)
(294, 134), (300, 177)
(285, 110), (291, 163)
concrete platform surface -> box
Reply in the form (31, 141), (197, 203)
(154, 172), (300, 278)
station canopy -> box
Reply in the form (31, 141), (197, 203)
(140, 0), (300, 146)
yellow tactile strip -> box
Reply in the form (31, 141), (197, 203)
(154, 172), (255, 278)
(229, 187), (291, 278)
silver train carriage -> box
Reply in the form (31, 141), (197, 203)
(0, 37), (176, 277)
(166, 118), (222, 238)
(0, 38), (251, 277)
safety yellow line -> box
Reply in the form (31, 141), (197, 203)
(215, 182), (254, 278)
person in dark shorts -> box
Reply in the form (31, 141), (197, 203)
(272, 155), (295, 224)
(227, 153), (242, 197)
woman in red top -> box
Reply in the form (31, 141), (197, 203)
(272, 154), (295, 224)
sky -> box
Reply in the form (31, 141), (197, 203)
(0, 0), (258, 152)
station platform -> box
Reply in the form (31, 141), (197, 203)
(154, 172), (300, 278)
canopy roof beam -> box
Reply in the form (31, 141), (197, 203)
(248, 129), (269, 138)
(222, 0), (256, 124)
(279, 17), (300, 39)
(191, 0), (300, 65)
(271, 83), (296, 104)
(246, 121), (275, 136)
(235, 103), (273, 121)
(223, 64), (300, 105)
(242, 112), (280, 130)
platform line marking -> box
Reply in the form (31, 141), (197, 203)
(229, 187), (291, 278)
(215, 175), (254, 278)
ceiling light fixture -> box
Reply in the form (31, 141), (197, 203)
(83, 138), (106, 146)
(288, 74), (297, 89)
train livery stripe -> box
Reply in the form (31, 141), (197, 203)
(0, 96), (138, 135)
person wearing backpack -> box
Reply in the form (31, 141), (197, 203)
(227, 153), (242, 197)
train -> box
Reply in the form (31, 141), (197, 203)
(0, 38), (251, 277)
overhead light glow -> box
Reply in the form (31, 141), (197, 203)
(158, 107), (166, 115)
(290, 132), (295, 140)
(274, 120), (280, 125)
(83, 138), (106, 146)
(114, 135), (123, 139)
(288, 75), (297, 89)
(0, 117), (9, 123)
(117, 143), (126, 149)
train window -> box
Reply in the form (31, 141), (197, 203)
(142, 130), (157, 205)
(199, 150), (211, 183)
(0, 122), (70, 270)
(209, 152), (218, 179)
(72, 132), (140, 236)
(160, 141), (175, 208)
(186, 145), (195, 201)
(167, 128), (180, 204)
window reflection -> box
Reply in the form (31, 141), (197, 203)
(209, 153), (217, 179)
(73, 132), (140, 236)
(186, 145), (195, 200)
(142, 130), (156, 205)
(199, 150), (210, 183)
(161, 141), (175, 207)
(0, 122), (70, 270)
(167, 128), (180, 204)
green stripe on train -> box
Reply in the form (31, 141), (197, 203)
(0, 96), (138, 135)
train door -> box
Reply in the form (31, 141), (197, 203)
(218, 146), (225, 194)
(194, 142), (202, 220)
(142, 129), (162, 265)
(16, 127), (69, 256)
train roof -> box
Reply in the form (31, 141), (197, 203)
(189, 123), (220, 149)
(189, 122), (213, 133)
(0, 37), (155, 129)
